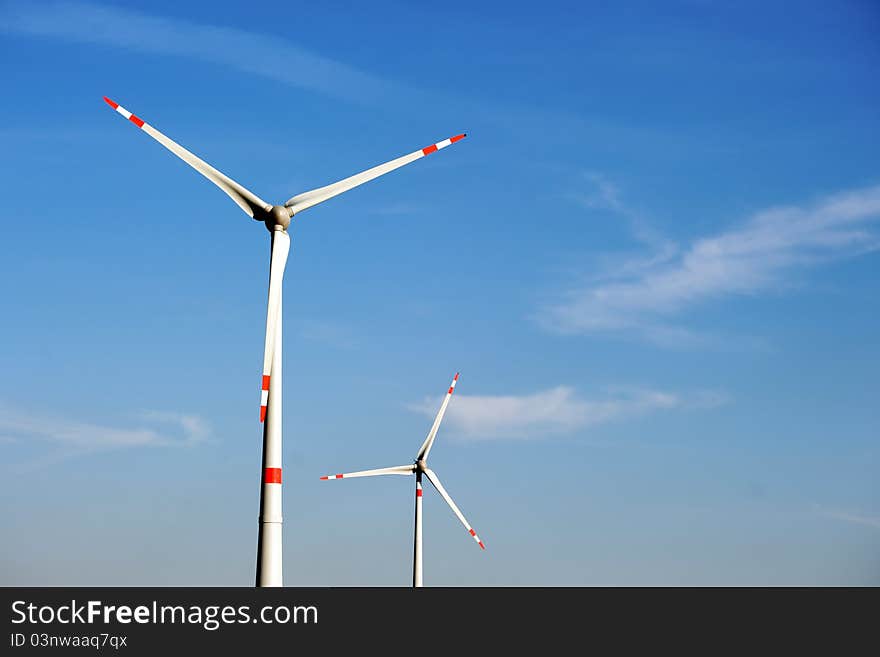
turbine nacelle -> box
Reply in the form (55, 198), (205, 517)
(260, 205), (292, 232)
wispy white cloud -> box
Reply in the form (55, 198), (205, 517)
(569, 171), (678, 257)
(542, 183), (880, 344)
(0, 404), (209, 452)
(571, 171), (627, 215)
(0, 0), (601, 144)
(817, 507), (880, 530)
(138, 410), (210, 444)
(409, 385), (726, 440)
(0, 0), (400, 105)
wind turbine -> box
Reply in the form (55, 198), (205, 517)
(102, 96), (467, 587)
(320, 373), (484, 587)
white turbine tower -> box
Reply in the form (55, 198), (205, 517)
(320, 373), (485, 587)
(102, 97), (467, 587)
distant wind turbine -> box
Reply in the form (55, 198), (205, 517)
(320, 373), (485, 587)
(102, 96), (467, 587)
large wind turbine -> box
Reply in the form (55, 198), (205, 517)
(102, 97), (467, 587)
(320, 373), (484, 587)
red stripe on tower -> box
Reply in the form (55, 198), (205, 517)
(264, 468), (282, 484)
(262, 375), (271, 390)
(416, 489), (423, 497)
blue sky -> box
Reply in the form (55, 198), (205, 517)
(0, 0), (878, 585)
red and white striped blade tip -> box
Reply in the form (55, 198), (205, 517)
(319, 474), (344, 480)
(102, 96), (145, 128)
(421, 133), (467, 156)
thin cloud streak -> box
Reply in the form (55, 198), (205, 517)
(409, 386), (726, 440)
(570, 171), (676, 256)
(818, 507), (880, 530)
(0, 0), (602, 143)
(0, 0), (401, 105)
(0, 404), (209, 452)
(542, 183), (880, 343)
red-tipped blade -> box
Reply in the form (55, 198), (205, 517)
(421, 134), (467, 156)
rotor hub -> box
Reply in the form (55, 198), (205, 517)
(264, 205), (291, 232)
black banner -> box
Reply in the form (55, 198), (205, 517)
(1, 587), (874, 652)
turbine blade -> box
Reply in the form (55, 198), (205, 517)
(284, 134), (467, 215)
(320, 465), (416, 480)
(423, 468), (485, 550)
(259, 230), (291, 422)
(416, 373), (459, 462)
(102, 97), (271, 218)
